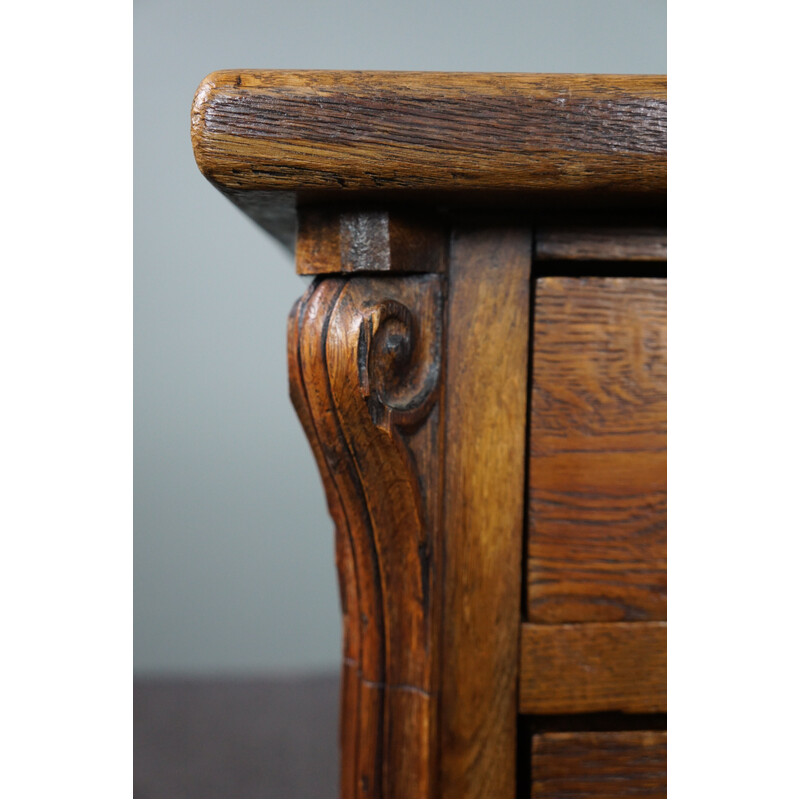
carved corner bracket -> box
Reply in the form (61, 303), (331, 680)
(288, 273), (445, 798)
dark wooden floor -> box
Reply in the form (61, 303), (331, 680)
(134, 674), (339, 799)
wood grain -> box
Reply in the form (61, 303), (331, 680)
(192, 71), (666, 193)
(192, 70), (671, 798)
(297, 209), (446, 274)
(531, 731), (666, 798)
(536, 226), (666, 261)
(288, 270), (445, 798)
(519, 622), (666, 714)
(290, 218), (535, 797)
(191, 71), (666, 246)
(439, 226), (532, 798)
(527, 277), (666, 623)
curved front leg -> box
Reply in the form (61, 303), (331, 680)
(288, 274), (445, 799)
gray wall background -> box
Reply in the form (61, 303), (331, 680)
(134, 0), (666, 675)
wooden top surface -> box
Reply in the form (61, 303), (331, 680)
(191, 71), (666, 246)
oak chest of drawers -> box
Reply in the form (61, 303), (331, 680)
(192, 70), (667, 799)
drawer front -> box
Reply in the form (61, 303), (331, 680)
(519, 621), (666, 715)
(531, 731), (667, 798)
(527, 276), (667, 624)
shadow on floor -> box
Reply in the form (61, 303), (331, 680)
(134, 673), (339, 799)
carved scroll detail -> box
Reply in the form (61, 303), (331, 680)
(288, 274), (444, 798)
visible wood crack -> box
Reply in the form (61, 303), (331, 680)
(359, 676), (434, 699)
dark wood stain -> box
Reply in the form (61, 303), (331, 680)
(288, 263), (445, 798)
(439, 226), (532, 798)
(297, 208), (446, 274)
(289, 213), (534, 797)
(536, 226), (666, 261)
(527, 277), (667, 623)
(200, 86), (664, 156)
(190, 69), (670, 798)
(531, 731), (667, 798)
(191, 71), (667, 246)
(519, 622), (666, 714)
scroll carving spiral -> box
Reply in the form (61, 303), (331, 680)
(357, 299), (441, 431)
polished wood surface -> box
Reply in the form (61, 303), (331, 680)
(439, 227), (531, 798)
(191, 71), (666, 246)
(193, 69), (668, 799)
(527, 276), (667, 623)
(519, 622), (666, 714)
(531, 731), (667, 798)
(289, 214), (531, 798)
(288, 267), (444, 798)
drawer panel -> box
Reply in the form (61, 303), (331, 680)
(519, 621), (666, 714)
(527, 277), (666, 623)
(531, 730), (667, 798)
